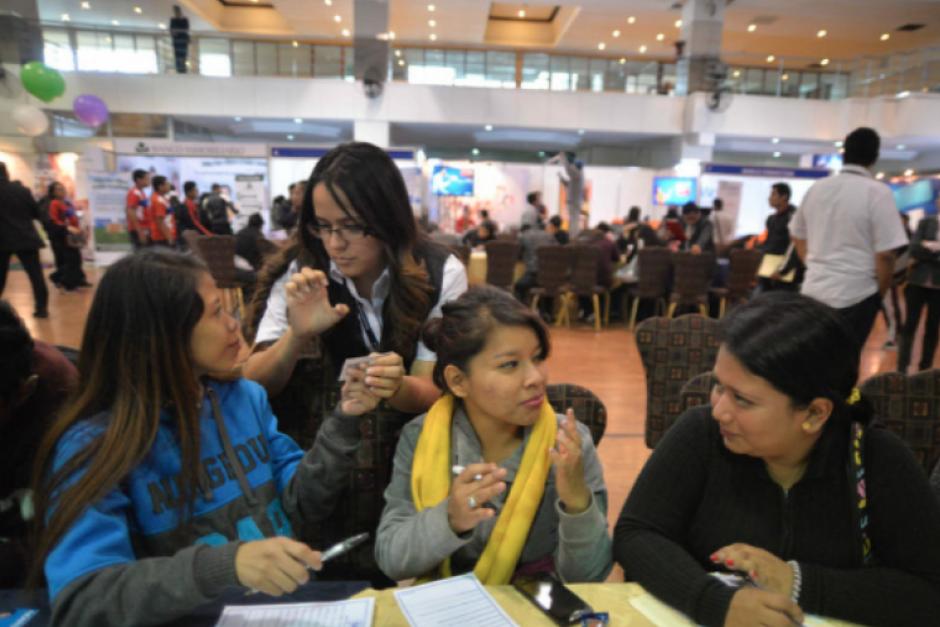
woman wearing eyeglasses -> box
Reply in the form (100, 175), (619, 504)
(243, 142), (467, 583)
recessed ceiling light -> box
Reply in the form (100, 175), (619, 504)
(820, 58), (830, 66)
(394, 49), (401, 57)
(111, 19), (120, 26)
(341, 28), (350, 37)
(904, 169), (914, 177)
(398, 59), (405, 66)
(880, 33), (890, 41)
(897, 90), (910, 98)
(472, 148), (480, 155)
(772, 137), (780, 144)
(134, 6), (142, 14)
(627, 16), (636, 24)
(158, 23), (166, 29)
(429, 33), (437, 41)
(733, 69), (741, 77)
(388, 31), (396, 39)
(485, 124), (493, 131)
(61, 13), (70, 21)
(639, 45), (647, 54)
(287, 134), (295, 141)
(782, 73), (789, 81)
(817, 29), (827, 38)
(518, 9), (525, 18)
(428, 19), (436, 27)
(675, 20), (682, 28)
(81, 1), (90, 8)
(334, 15), (341, 23)
(428, 4), (435, 11)
(294, 117), (303, 124)
(292, 40), (299, 47)
(747, 24), (757, 33)
(876, 172), (885, 180)
(577, 129), (585, 135)
(656, 33), (664, 41)
(897, 144), (906, 150)
(613, 29), (621, 38)
(598, 42), (606, 50)
(325, 0), (332, 5)
(766, 54), (776, 63)
(773, 151), (782, 158)
(619, 57), (626, 64)
(234, 116), (242, 121)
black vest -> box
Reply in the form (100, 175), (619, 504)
(321, 241), (450, 370)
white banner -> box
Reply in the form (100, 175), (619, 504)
(87, 171), (135, 251)
(233, 174), (267, 230)
(113, 139), (267, 158)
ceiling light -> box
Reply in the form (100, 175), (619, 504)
(485, 124), (493, 131)
(747, 24), (757, 33)
(613, 29), (621, 38)
(639, 45), (647, 54)
(628, 16), (636, 24)
(880, 33), (890, 41)
(287, 134), (295, 141)
(111, 19), (120, 26)
(428, 19), (436, 27)
(834, 140), (843, 147)
(325, 0), (332, 4)
(577, 129), (585, 135)
(897, 144), (906, 150)
(342, 28), (350, 37)
(388, 31), (396, 39)
(733, 69), (741, 77)
(294, 117), (303, 124)
(472, 148), (480, 156)
(817, 29), (827, 38)
(771, 137), (780, 144)
(782, 73), (789, 81)
(518, 9), (525, 18)
(904, 169), (914, 177)
(134, 6), (142, 14)
(675, 20), (682, 28)
(619, 57), (626, 64)
(766, 54), (776, 63)
(158, 23), (166, 29)
(876, 172), (885, 180)
(598, 42), (606, 50)
(61, 13), (70, 21)
(897, 90), (910, 98)
(334, 15), (341, 22)
(820, 58), (829, 66)
(398, 59), (405, 66)
(656, 33), (664, 41)
(394, 49), (402, 57)
(773, 151), (782, 158)
(429, 33), (437, 41)
(234, 116), (242, 121)
(81, 1), (90, 8)
(292, 40), (299, 47)
(428, 4), (435, 11)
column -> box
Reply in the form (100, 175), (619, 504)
(675, 0), (726, 96)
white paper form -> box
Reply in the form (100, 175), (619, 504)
(630, 592), (834, 627)
(393, 574), (518, 627)
(215, 597), (375, 627)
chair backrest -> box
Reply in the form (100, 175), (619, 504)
(635, 314), (721, 447)
(635, 247), (673, 298)
(860, 369), (940, 474)
(546, 383), (606, 446)
(484, 240), (521, 289)
(452, 244), (471, 266)
(568, 244), (601, 294)
(182, 229), (205, 252)
(680, 371), (717, 415)
(195, 235), (239, 286)
(725, 249), (763, 299)
(535, 245), (572, 291)
(496, 232), (518, 241)
(671, 252), (713, 302)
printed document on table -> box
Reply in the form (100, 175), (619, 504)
(394, 573), (518, 627)
(214, 597), (374, 627)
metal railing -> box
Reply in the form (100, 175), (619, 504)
(38, 22), (940, 100)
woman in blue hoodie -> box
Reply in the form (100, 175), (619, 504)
(31, 249), (365, 626)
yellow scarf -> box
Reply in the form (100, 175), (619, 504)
(410, 393), (557, 584)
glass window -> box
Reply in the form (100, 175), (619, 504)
(278, 43), (311, 77)
(109, 113), (168, 137)
(255, 42), (277, 76)
(521, 53), (550, 90)
(343, 46), (354, 80)
(589, 58), (607, 92)
(462, 50), (489, 87)
(799, 71), (820, 99)
(604, 59), (627, 92)
(50, 111), (106, 137)
(486, 51), (516, 88)
(43, 28), (74, 71)
(569, 57), (590, 91)
(232, 41), (255, 75)
(391, 47), (408, 80)
(313, 45), (343, 78)
(550, 55), (570, 91)
(446, 49), (465, 83)
(660, 62), (677, 94)
(743, 68), (764, 94)
(76, 31), (113, 72)
(198, 38), (231, 77)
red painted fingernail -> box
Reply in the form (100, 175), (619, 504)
(750, 570), (757, 579)
(709, 553), (718, 562)
(725, 559), (734, 567)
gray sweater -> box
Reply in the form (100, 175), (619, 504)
(375, 406), (612, 582)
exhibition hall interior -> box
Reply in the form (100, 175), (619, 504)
(1, 0), (940, 625)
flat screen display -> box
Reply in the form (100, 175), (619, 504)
(653, 177), (697, 206)
(431, 165), (475, 196)
(892, 179), (935, 212)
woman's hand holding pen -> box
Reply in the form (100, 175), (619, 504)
(235, 537), (322, 596)
(447, 463), (507, 535)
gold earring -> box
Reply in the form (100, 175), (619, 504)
(802, 421), (812, 431)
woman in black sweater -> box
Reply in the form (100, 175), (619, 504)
(615, 292), (940, 627)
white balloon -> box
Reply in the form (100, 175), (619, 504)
(12, 104), (49, 137)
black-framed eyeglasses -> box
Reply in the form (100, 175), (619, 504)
(307, 222), (371, 241)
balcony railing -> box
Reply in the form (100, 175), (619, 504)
(38, 22), (940, 101)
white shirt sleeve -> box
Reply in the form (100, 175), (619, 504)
(790, 191), (809, 240)
(254, 261), (297, 345)
(870, 186), (909, 253)
(413, 255), (469, 363)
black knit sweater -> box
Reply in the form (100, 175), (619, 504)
(614, 406), (940, 627)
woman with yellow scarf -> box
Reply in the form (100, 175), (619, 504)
(375, 286), (612, 584)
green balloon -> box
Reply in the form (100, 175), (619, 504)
(20, 61), (66, 103)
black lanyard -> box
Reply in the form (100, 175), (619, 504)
(356, 304), (380, 352)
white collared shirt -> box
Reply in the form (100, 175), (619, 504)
(790, 165), (908, 308)
(255, 254), (468, 363)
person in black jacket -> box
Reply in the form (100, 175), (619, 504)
(615, 292), (940, 627)
(897, 209), (940, 373)
(0, 163), (49, 318)
(761, 182), (804, 291)
(235, 213), (266, 271)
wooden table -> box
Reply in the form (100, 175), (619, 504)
(353, 582), (859, 626)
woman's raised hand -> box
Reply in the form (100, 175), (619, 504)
(447, 463), (507, 534)
(285, 268), (349, 340)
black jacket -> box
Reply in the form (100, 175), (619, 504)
(0, 179), (43, 251)
(909, 215), (940, 288)
(764, 205), (795, 255)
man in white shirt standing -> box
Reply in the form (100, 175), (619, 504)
(790, 127), (908, 350)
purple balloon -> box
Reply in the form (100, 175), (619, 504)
(73, 94), (109, 127)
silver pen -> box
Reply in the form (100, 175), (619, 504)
(320, 532), (370, 564)
(451, 465), (502, 512)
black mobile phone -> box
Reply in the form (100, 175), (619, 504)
(513, 574), (594, 625)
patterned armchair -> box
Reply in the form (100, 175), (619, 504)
(860, 369), (940, 478)
(636, 314), (721, 448)
(546, 383), (607, 446)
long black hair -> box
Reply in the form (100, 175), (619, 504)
(720, 292), (872, 424)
